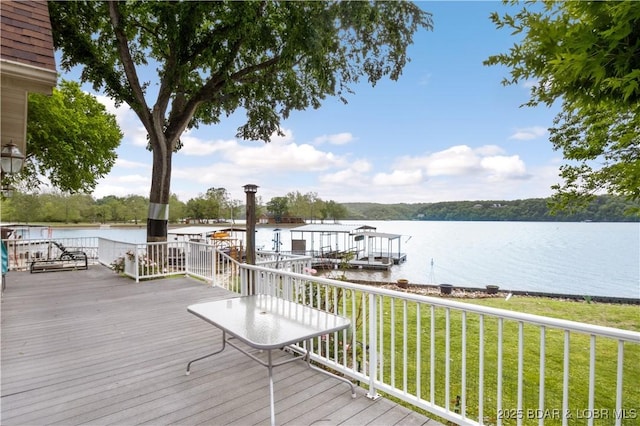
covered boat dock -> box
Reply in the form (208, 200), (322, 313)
(289, 223), (407, 270)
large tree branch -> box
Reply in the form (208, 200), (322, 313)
(107, 1), (153, 132)
(164, 52), (287, 143)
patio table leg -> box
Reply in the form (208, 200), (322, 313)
(186, 331), (227, 375)
(303, 340), (357, 398)
(268, 350), (276, 426)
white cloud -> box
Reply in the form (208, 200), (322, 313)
(92, 174), (150, 199)
(372, 169), (423, 186)
(319, 169), (362, 184)
(350, 159), (372, 174)
(180, 134), (237, 156)
(509, 126), (547, 141)
(474, 145), (504, 156)
(94, 94), (128, 122)
(480, 155), (528, 180)
(270, 128), (295, 145)
(420, 145), (483, 177)
(318, 159), (372, 184)
(313, 132), (354, 145)
(388, 145), (529, 183)
(427, 145), (481, 176)
(94, 94), (148, 147)
(231, 142), (344, 172)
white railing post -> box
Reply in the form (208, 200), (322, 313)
(562, 331), (570, 426)
(366, 292), (380, 400)
(211, 245), (217, 287)
(538, 326), (546, 426)
(220, 262), (640, 426)
(615, 340), (624, 426)
(184, 241), (190, 276)
(132, 246), (138, 283)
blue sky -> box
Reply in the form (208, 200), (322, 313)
(62, 1), (564, 205)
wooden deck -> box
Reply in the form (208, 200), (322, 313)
(1, 266), (443, 426)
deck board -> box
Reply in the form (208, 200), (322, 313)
(1, 266), (442, 426)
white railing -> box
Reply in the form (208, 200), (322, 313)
(3, 237), (99, 271)
(98, 237), (136, 269)
(256, 250), (315, 274)
(93, 239), (640, 425)
(234, 262), (640, 426)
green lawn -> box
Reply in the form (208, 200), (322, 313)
(324, 290), (639, 426)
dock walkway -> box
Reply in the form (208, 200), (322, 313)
(1, 266), (442, 425)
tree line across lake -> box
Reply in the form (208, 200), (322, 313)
(1, 191), (637, 224)
(344, 195), (639, 222)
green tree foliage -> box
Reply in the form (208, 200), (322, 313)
(185, 196), (208, 223)
(266, 197), (289, 223)
(344, 196), (639, 222)
(1, 192), (41, 223)
(319, 200), (348, 223)
(1, 191), (635, 224)
(285, 191), (320, 221)
(24, 80), (122, 193)
(37, 193), (95, 223)
(168, 194), (186, 223)
(184, 188), (230, 222)
(484, 1), (640, 213)
(205, 187), (229, 220)
(49, 1), (432, 242)
(125, 195), (148, 225)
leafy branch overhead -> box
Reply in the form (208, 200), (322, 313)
(485, 1), (640, 212)
(50, 1), (433, 143)
(26, 80), (122, 193)
(49, 1), (433, 241)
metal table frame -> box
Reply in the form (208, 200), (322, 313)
(186, 295), (356, 426)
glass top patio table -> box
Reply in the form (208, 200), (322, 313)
(187, 294), (355, 426)
(188, 294), (351, 350)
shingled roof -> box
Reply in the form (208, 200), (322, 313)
(0, 0), (56, 71)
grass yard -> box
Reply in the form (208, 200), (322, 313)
(318, 289), (639, 426)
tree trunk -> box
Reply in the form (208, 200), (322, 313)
(147, 140), (172, 243)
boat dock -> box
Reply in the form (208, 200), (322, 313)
(289, 224), (407, 271)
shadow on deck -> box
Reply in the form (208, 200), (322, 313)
(1, 266), (442, 425)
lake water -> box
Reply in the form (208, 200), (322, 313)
(52, 221), (640, 299)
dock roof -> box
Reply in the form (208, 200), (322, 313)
(291, 223), (375, 234)
(168, 225), (246, 237)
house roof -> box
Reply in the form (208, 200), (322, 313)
(0, 0), (56, 71)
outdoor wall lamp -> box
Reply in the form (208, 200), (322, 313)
(1, 142), (25, 175)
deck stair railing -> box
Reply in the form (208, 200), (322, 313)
(95, 239), (640, 425)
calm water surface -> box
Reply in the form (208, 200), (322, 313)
(53, 221), (639, 298)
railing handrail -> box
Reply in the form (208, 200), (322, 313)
(240, 262), (640, 343)
(93, 238), (640, 426)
